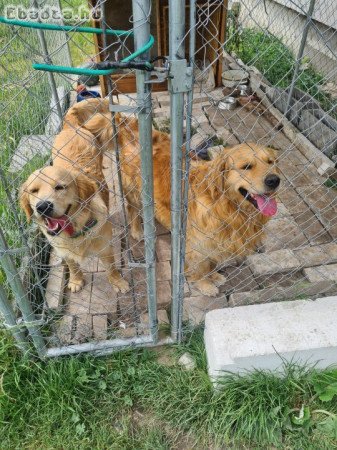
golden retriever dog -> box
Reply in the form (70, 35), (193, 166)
(19, 108), (129, 295)
(68, 99), (280, 296)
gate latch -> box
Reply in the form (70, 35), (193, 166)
(168, 59), (193, 93)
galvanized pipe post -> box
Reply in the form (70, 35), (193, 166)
(178, 0), (197, 341)
(169, 0), (186, 342)
(0, 284), (30, 354)
(285, 0), (316, 119)
(32, 0), (63, 128)
(132, 0), (158, 343)
(0, 227), (46, 357)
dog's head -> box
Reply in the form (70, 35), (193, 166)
(20, 165), (98, 236)
(214, 143), (280, 217)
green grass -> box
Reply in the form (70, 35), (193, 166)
(1, 328), (337, 449)
(233, 29), (336, 118)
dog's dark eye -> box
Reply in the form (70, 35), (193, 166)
(30, 188), (39, 194)
(55, 185), (66, 191)
(241, 164), (253, 170)
(268, 160), (274, 165)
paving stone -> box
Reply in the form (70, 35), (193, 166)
(140, 309), (169, 331)
(56, 314), (74, 345)
(255, 271), (305, 289)
(247, 249), (301, 276)
(73, 314), (92, 343)
(155, 221), (170, 236)
(67, 273), (93, 314)
(294, 244), (337, 268)
(92, 315), (108, 340)
(264, 217), (309, 251)
(156, 281), (172, 308)
(296, 186), (337, 212)
(277, 184), (308, 213)
(156, 234), (171, 261)
(304, 263), (337, 283)
(293, 210), (331, 245)
(90, 272), (118, 316)
(156, 261), (171, 281)
(9, 135), (54, 173)
(205, 297), (337, 378)
(45, 250), (66, 310)
(183, 296), (228, 326)
(220, 265), (258, 293)
(228, 280), (337, 306)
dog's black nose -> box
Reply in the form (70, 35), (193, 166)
(36, 201), (53, 217)
(264, 174), (280, 190)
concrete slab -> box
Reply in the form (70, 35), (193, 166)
(9, 135), (54, 173)
(204, 297), (337, 380)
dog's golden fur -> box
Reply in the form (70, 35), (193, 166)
(54, 99), (280, 296)
(20, 106), (129, 294)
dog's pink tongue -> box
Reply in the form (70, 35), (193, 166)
(253, 195), (277, 216)
(46, 216), (74, 235)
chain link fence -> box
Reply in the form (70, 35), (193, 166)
(0, 0), (337, 356)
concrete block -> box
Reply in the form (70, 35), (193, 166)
(183, 296), (228, 326)
(247, 249), (301, 276)
(9, 135), (54, 173)
(67, 273), (93, 314)
(156, 261), (171, 281)
(205, 297), (337, 378)
(56, 314), (74, 345)
(73, 314), (92, 343)
(294, 244), (337, 268)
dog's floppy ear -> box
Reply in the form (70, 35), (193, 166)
(19, 182), (33, 222)
(75, 172), (98, 204)
(210, 156), (229, 198)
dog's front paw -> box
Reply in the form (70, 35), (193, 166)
(209, 272), (227, 287)
(109, 275), (130, 294)
(67, 278), (85, 293)
(194, 280), (219, 297)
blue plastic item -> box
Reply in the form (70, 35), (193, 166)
(76, 90), (101, 102)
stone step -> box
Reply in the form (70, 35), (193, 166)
(205, 297), (337, 380)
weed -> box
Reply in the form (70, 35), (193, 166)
(1, 328), (337, 449)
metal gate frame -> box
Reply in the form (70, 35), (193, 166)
(0, 0), (196, 357)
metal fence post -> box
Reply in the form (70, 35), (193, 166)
(0, 228), (46, 357)
(132, 0), (158, 343)
(169, 0), (186, 342)
(32, 0), (63, 128)
(285, 0), (316, 119)
(0, 284), (30, 354)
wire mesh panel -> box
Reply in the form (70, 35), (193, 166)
(163, 0), (337, 333)
(0, 0), (169, 357)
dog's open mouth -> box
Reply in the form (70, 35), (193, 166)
(44, 205), (74, 236)
(239, 187), (277, 217)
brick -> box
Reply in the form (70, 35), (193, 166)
(247, 249), (301, 276)
(46, 252), (66, 310)
(264, 217), (308, 251)
(294, 244), (336, 268)
(277, 184), (308, 213)
(156, 234), (171, 262)
(156, 261), (171, 281)
(67, 273), (93, 314)
(304, 264), (337, 283)
(90, 272), (117, 316)
(220, 266), (258, 293)
(293, 210), (331, 245)
(92, 315), (108, 340)
(157, 281), (171, 308)
(56, 315), (74, 345)
(73, 314), (92, 343)
(183, 296), (228, 326)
